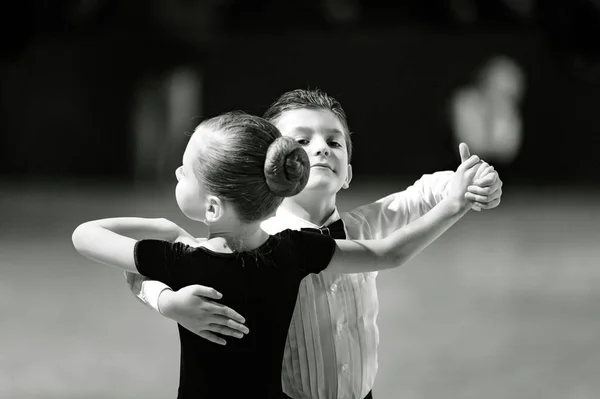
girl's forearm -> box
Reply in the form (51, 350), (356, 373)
(328, 197), (470, 275)
(80, 217), (187, 241)
(380, 197), (469, 266)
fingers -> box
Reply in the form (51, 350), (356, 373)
(474, 170), (499, 187)
(465, 188), (501, 203)
(459, 142), (471, 162)
(184, 314), (250, 344)
(466, 185), (494, 196)
(208, 317), (250, 337)
(212, 314), (250, 335)
(473, 162), (491, 181)
(478, 164), (495, 178)
(464, 193), (501, 209)
(198, 331), (227, 346)
(465, 192), (487, 203)
(458, 154), (480, 172)
(210, 302), (246, 324)
(467, 175), (502, 203)
(476, 197), (501, 210)
(190, 285), (223, 300)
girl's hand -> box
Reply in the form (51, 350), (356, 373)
(448, 143), (481, 212)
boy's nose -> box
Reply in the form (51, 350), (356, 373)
(314, 145), (330, 156)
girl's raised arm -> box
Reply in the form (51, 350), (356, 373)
(72, 217), (191, 272)
(326, 154), (480, 275)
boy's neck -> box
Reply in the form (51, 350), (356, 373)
(280, 194), (338, 226)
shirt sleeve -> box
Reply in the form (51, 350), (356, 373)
(291, 230), (337, 275)
(124, 271), (172, 313)
(134, 239), (191, 286)
(347, 171), (454, 239)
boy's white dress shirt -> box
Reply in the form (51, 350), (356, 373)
(126, 172), (453, 399)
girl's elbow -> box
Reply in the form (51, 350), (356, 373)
(384, 252), (410, 270)
(71, 224), (91, 252)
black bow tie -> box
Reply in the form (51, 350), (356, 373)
(301, 218), (346, 239)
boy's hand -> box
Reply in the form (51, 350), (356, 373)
(459, 144), (503, 212)
(158, 285), (249, 345)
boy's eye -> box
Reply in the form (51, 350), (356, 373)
(296, 139), (310, 145)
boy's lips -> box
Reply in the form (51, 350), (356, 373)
(311, 163), (334, 172)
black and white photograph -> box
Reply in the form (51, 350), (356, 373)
(1, 1), (599, 398)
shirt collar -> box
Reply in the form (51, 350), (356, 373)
(275, 206), (341, 228)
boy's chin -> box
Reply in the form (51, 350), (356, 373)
(303, 177), (344, 194)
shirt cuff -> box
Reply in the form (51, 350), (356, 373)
(141, 279), (172, 314)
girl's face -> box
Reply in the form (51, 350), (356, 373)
(175, 134), (209, 222)
(275, 108), (352, 195)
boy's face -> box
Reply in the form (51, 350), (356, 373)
(275, 108), (352, 195)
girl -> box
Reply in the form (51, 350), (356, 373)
(72, 111), (481, 398)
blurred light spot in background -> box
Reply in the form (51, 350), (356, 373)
(451, 55), (525, 166)
(132, 66), (203, 184)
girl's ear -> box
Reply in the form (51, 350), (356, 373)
(342, 164), (353, 190)
(205, 196), (224, 223)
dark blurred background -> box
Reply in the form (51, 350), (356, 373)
(1, 0), (600, 183)
(2, 1), (600, 398)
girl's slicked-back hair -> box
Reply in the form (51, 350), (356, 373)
(193, 111), (310, 223)
(263, 89), (353, 161)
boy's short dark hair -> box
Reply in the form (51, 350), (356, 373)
(263, 89), (353, 161)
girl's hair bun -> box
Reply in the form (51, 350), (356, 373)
(264, 136), (310, 197)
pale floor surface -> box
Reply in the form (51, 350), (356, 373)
(1, 179), (599, 399)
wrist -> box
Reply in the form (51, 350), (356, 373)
(442, 197), (470, 216)
(157, 288), (175, 317)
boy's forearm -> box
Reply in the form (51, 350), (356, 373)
(411, 170), (455, 206)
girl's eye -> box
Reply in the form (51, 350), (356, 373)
(329, 141), (342, 148)
(297, 139), (310, 145)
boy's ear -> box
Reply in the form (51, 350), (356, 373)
(205, 195), (224, 223)
(342, 164), (353, 190)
